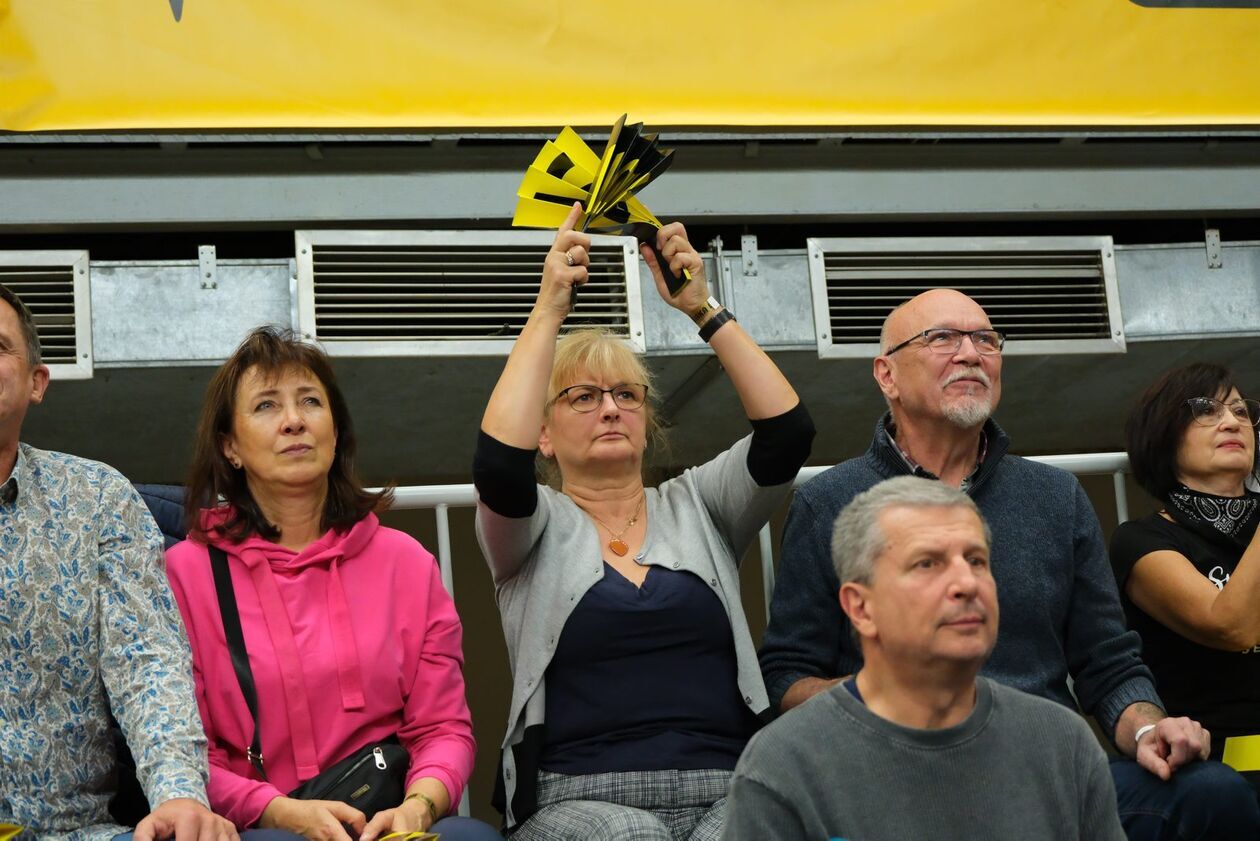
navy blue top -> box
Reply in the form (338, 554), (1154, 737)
(540, 563), (758, 773)
(843, 677), (863, 704)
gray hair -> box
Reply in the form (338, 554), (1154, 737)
(831, 476), (990, 585)
(0, 283), (41, 367)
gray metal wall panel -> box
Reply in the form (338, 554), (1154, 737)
(640, 254), (716, 353)
(1115, 244), (1260, 341)
(726, 251), (817, 349)
(91, 260), (294, 366)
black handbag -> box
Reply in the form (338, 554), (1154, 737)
(287, 736), (410, 815)
(209, 546), (410, 821)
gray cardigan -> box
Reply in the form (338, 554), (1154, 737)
(475, 435), (791, 829)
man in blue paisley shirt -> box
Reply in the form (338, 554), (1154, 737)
(0, 283), (237, 841)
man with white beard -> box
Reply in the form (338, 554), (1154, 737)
(758, 289), (1259, 839)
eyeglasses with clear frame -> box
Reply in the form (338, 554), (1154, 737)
(553, 383), (649, 413)
(1186, 396), (1260, 428)
(883, 328), (1006, 356)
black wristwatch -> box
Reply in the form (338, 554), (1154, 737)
(698, 307), (736, 342)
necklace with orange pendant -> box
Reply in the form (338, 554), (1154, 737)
(587, 493), (645, 557)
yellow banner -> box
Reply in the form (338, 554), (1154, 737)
(3, 0), (1260, 131)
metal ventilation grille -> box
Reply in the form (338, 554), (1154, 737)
(0, 251), (93, 378)
(807, 236), (1123, 358)
(296, 231), (644, 356)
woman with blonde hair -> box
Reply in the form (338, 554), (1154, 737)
(474, 204), (814, 840)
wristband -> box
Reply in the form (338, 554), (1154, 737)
(1135, 724), (1158, 746)
(404, 791), (440, 825)
(690, 295), (722, 326)
(699, 308), (736, 343)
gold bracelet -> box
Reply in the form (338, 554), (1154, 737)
(404, 791), (440, 825)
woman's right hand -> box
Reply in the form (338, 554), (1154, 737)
(259, 796), (366, 841)
(536, 202), (591, 321)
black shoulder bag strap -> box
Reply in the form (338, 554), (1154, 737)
(208, 545), (268, 781)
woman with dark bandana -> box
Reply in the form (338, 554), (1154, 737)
(1112, 363), (1260, 797)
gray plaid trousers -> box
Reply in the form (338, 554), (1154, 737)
(507, 768), (732, 841)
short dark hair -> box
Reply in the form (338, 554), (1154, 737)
(0, 283), (42, 366)
(185, 326), (392, 542)
(1125, 362), (1260, 501)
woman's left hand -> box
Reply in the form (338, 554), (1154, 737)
(642, 223), (801, 420)
(358, 798), (431, 841)
(641, 223), (710, 316)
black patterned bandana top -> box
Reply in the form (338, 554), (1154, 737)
(1165, 486), (1260, 551)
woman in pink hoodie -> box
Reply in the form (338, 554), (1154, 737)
(166, 327), (502, 841)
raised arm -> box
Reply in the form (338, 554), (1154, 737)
(644, 222), (813, 555)
(642, 223), (799, 420)
(474, 203), (588, 582)
(481, 201), (589, 447)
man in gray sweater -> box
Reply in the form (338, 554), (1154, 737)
(725, 476), (1128, 841)
(758, 289), (1258, 839)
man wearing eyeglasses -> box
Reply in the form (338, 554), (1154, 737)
(759, 289), (1259, 839)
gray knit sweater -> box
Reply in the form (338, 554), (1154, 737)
(722, 677), (1126, 841)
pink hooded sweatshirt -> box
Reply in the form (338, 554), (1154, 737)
(165, 510), (474, 828)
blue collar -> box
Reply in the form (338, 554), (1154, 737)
(0, 444), (27, 504)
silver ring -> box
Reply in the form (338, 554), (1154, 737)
(565, 249), (577, 267)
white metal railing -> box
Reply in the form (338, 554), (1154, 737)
(384, 484), (478, 816)
(381, 451), (1133, 627)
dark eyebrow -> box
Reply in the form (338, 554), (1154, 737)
(246, 384), (325, 403)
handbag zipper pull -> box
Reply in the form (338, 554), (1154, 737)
(373, 746), (387, 770)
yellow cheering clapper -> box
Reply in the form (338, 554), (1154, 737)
(513, 115), (691, 297)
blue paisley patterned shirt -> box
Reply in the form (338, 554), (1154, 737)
(0, 444), (209, 841)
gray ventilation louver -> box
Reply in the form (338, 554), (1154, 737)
(807, 236), (1124, 358)
(0, 251), (93, 379)
(295, 231), (645, 356)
